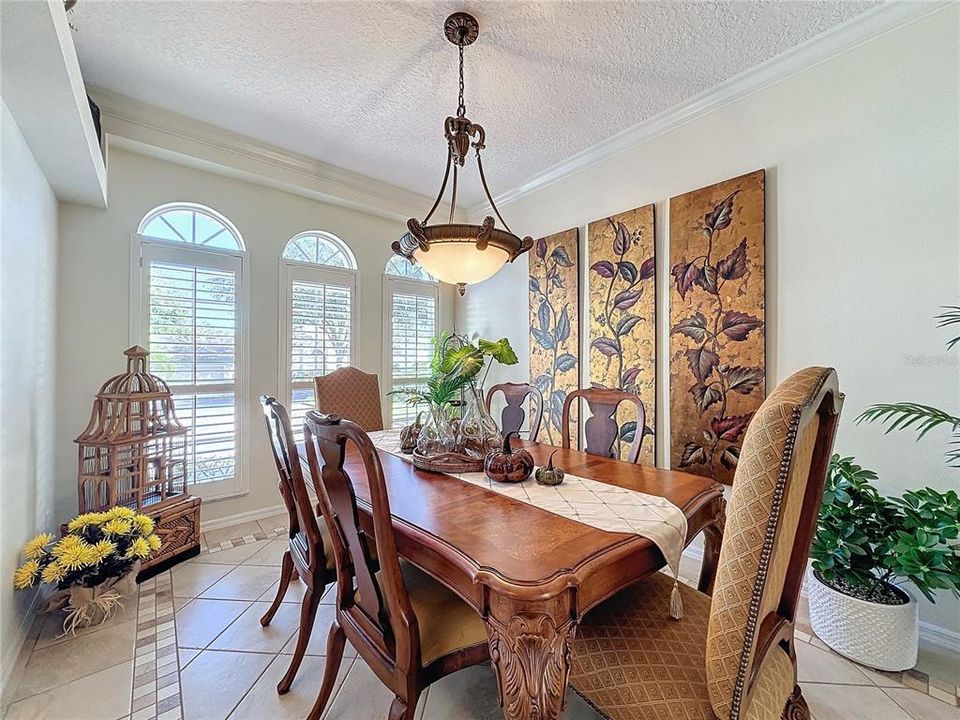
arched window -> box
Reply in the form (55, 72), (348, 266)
(385, 256), (435, 282)
(280, 232), (359, 435)
(282, 231), (356, 269)
(383, 257), (439, 427)
(132, 203), (248, 498)
(138, 202), (244, 251)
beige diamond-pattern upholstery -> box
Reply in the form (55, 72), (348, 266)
(570, 367), (836, 720)
(314, 367), (385, 432)
(570, 572), (795, 720)
(705, 367), (831, 719)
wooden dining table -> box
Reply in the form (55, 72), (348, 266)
(301, 439), (725, 720)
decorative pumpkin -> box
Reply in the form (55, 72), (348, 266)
(535, 450), (565, 486)
(483, 431), (534, 484)
(399, 412), (424, 454)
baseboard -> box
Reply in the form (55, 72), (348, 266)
(918, 619), (960, 654)
(200, 503), (285, 534)
(682, 545), (960, 654)
(1, 585), (46, 704)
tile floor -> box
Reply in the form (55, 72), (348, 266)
(2, 517), (958, 720)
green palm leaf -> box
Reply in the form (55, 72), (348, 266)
(936, 305), (960, 350)
(856, 403), (960, 438)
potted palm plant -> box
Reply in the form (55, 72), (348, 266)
(808, 305), (960, 670)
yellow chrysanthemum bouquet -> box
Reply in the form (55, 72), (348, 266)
(14, 507), (162, 634)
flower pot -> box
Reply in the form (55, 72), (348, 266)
(807, 568), (918, 671)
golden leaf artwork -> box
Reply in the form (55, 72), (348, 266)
(669, 170), (765, 484)
(587, 205), (656, 464)
(529, 229), (580, 447)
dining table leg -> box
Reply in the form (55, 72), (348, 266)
(484, 594), (576, 720)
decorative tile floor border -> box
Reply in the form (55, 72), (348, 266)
(132, 571), (183, 720)
(200, 526), (286, 555)
(195, 527), (960, 709)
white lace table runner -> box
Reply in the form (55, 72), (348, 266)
(369, 429), (689, 618)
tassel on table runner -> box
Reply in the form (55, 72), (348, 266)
(670, 578), (684, 620)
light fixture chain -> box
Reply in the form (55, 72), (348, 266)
(457, 42), (466, 118)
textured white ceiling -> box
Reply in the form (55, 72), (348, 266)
(73, 1), (877, 206)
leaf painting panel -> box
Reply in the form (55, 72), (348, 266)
(669, 170), (765, 484)
(587, 205), (656, 464)
(529, 228), (580, 447)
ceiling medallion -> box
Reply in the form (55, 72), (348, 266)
(392, 12), (533, 296)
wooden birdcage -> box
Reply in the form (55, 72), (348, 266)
(75, 346), (201, 573)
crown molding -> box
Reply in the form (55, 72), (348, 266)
(468, 0), (950, 218)
(89, 87), (440, 223)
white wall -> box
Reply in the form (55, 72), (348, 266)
(57, 147), (455, 526)
(458, 8), (960, 636)
(0, 100), (59, 691)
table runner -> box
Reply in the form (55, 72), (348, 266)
(369, 429), (688, 618)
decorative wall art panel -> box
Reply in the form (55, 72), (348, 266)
(669, 170), (765, 484)
(587, 205), (656, 464)
(529, 228), (580, 448)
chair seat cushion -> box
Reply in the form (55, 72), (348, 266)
(571, 573), (793, 720)
(290, 523), (336, 571)
(401, 562), (488, 665)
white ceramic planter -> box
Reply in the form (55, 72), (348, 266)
(807, 569), (918, 671)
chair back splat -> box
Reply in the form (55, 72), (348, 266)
(561, 387), (647, 464)
(485, 381), (544, 441)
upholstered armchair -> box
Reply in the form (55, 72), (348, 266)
(569, 367), (842, 720)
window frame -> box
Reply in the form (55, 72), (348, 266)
(382, 274), (440, 429)
(278, 253), (361, 433)
(129, 229), (251, 502)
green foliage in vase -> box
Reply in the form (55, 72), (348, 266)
(810, 454), (960, 603)
(856, 306), (960, 467)
(390, 332), (518, 410)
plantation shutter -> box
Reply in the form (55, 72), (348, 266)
(284, 267), (356, 438)
(387, 284), (438, 427)
(143, 249), (242, 490)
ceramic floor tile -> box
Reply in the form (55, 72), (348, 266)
(279, 603), (357, 659)
(195, 538), (272, 565)
(3, 661), (133, 720)
(802, 682), (911, 720)
(916, 641), (960, 687)
(179, 649), (273, 720)
(175, 598), (249, 649)
(796, 640), (874, 685)
(13, 619), (136, 701)
(322, 659), (397, 720)
(199, 564), (280, 601)
(856, 664), (906, 688)
(202, 521), (265, 546)
(229, 654), (354, 720)
(33, 601), (138, 651)
(209, 601), (299, 653)
(257, 513), (289, 533)
(257, 576), (308, 606)
(244, 538), (289, 566)
(884, 688), (960, 720)
(171, 562), (235, 598)
(178, 647), (201, 670)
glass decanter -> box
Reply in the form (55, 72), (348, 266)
(456, 383), (502, 458)
(415, 404), (457, 456)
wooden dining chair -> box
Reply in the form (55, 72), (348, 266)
(560, 387), (647, 463)
(568, 367), (842, 720)
(314, 366), (385, 432)
(485, 381), (544, 441)
(258, 395), (337, 695)
(302, 410), (491, 720)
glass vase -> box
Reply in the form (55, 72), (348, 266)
(456, 384), (502, 458)
(415, 404), (457, 456)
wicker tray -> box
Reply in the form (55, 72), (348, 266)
(412, 450), (483, 474)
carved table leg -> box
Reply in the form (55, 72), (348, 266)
(782, 685), (810, 720)
(485, 607), (576, 720)
(698, 496), (726, 596)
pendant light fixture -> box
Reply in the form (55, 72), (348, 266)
(392, 12), (533, 296)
